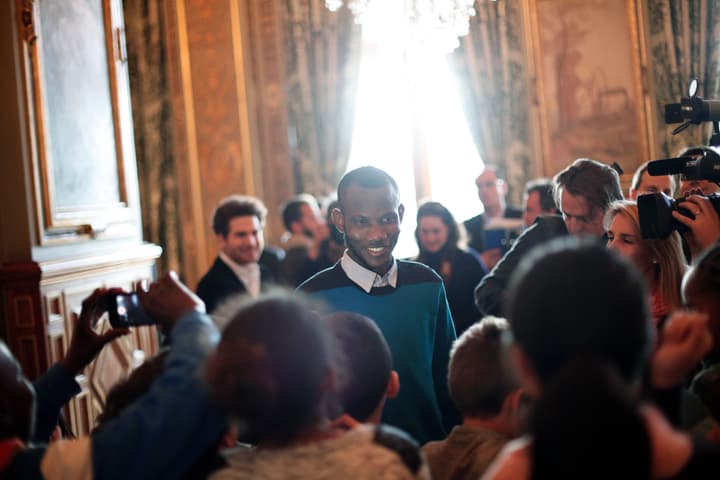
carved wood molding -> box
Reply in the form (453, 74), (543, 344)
(38, 243), (162, 285)
(244, 0), (294, 244)
(0, 261), (46, 379)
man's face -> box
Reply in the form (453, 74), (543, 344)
(559, 189), (605, 237)
(334, 183), (404, 275)
(680, 178), (720, 196)
(0, 343), (35, 441)
(476, 170), (505, 213)
(523, 191), (546, 227)
(217, 215), (264, 265)
(631, 172), (674, 199)
(296, 203), (323, 238)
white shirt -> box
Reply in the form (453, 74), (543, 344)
(218, 251), (261, 297)
(340, 251), (398, 294)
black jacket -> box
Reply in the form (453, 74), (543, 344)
(474, 215), (568, 316)
(196, 257), (275, 313)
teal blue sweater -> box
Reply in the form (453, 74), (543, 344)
(299, 260), (460, 444)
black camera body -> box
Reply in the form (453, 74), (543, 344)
(647, 146), (720, 183)
(107, 292), (155, 328)
(638, 192), (720, 240)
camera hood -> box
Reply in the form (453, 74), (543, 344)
(637, 193), (676, 239)
(647, 146), (720, 182)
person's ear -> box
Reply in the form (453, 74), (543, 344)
(386, 370), (400, 399)
(511, 345), (541, 397)
(505, 388), (526, 413)
(398, 204), (405, 224)
(331, 208), (345, 234)
(215, 233), (227, 248)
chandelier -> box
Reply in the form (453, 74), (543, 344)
(325, 0), (481, 53)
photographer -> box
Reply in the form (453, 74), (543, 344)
(1, 272), (227, 480)
(672, 192), (720, 261)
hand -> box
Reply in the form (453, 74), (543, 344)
(651, 309), (713, 389)
(137, 271), (205, 335)
(60, 288), (130, 375)
(672, 194), (720, 260)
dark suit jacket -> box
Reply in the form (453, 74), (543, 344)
(463, 205), (523, 253)
(196, 257), (275, 313)
(474, 215), (568, 317)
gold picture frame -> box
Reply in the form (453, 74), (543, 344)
(19, 0), (137, 242)
(526, 0), (652, 180)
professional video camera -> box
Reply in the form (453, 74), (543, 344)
(665, 78), (720, 137)
(638, 79), (720, 240)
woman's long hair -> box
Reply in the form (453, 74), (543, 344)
(604, 201), (686, 313)
(414, 201), (463, 259)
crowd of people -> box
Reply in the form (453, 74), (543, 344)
(2, 148), (720, 479)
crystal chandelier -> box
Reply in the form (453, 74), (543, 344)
(325, 0), (481, 52)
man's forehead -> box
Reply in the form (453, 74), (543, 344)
(560, 189), (591, 213)
(228, 215), (261, 229)
(342, 184), (399, 209)
(476, 170), (498, 184)
(639, 172), (672, 188)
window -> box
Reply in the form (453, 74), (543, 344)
(346, 1), (482, 258)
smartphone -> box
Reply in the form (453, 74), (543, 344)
(107, 292), (155, 328)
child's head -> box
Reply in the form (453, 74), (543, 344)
(206, 291), (333, 445)
(448, 317), (521, 420)
(530, 361), (650, 479)
(324, 311), (398, 423)
(684, 243), (720, 346)
(506, 239), (653, 391)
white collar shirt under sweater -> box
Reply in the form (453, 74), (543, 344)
(340, 251), (398, 293)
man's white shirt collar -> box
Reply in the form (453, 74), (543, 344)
(218, 251), (261, 297)
(340, 251), (398, 293)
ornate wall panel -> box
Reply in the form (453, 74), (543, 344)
(164, 0), (293, 289)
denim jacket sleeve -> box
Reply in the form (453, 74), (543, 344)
(90, 310), (227, 480)
(32, 363), (81, 443)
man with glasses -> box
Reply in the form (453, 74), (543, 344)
(475, 158), (623, 316)
(464, 166), (523, 270)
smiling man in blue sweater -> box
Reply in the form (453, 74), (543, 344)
(299, 166), (460, 444)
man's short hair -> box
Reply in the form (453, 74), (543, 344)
(281, 194), (318, 231)
(212, 195), (268, 236)
(506, 238), (653, 385)
(337, 166), (399, 210)
(629, 162), (676, 196)
(553, 159), (623, 214)
(324, 312), (392, 422)
(448, 316), (520, 418)
(524, 178), (556, 212)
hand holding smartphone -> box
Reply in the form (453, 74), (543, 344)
(107, 292), (156, 328)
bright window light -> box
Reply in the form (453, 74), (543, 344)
(347, 0), (483, 259)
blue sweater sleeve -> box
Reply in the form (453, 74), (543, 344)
(432, 284), (462, 432)
(32, 363), (81, 443)
(91, 310), (227, 480)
